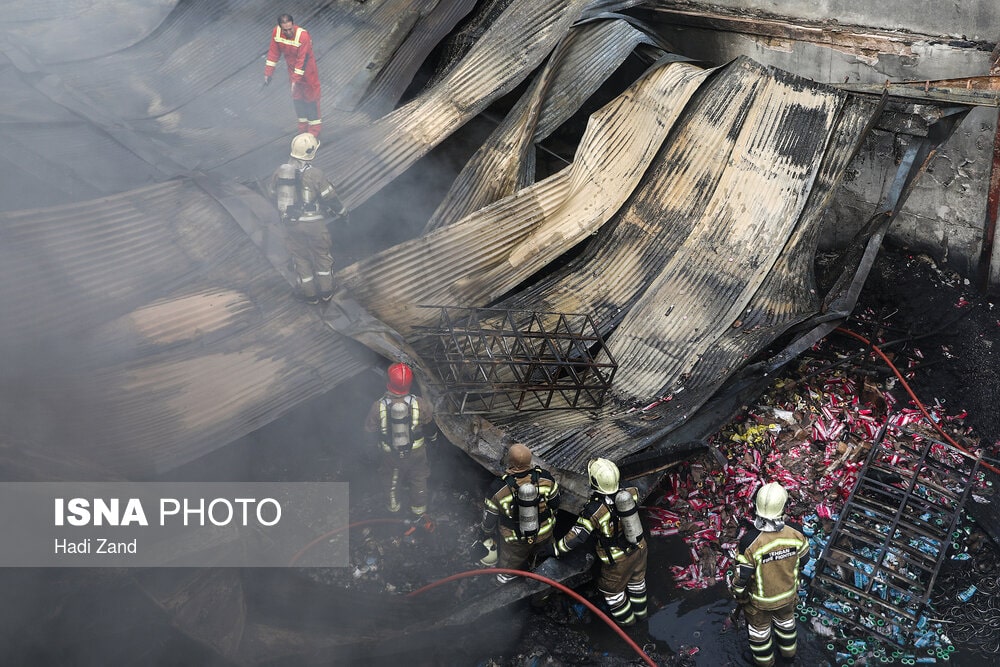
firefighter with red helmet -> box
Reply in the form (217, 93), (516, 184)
(728, 481), (810, 667)
(264, 14), (323, 137)
(478, 443), (560, 583)
(364, 362), (436, 520)
(551, 458), (648, 627)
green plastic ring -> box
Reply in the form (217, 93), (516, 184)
(946, 646), (955, 653)
(827, 643), (835, 651)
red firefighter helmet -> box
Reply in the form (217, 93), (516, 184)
(386, 362), (413, 395)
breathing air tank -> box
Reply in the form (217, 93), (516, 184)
(517, 482), (539, 537)
(274, 162), (297, 217)
(614, 489), (643, 545)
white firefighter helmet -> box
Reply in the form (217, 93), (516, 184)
(755, 482), (789, 520)
(290, 133), (320, 161)
(588, 457), (620, 495)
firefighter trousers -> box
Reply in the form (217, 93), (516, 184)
(284, 218), (334, 299)
(743, 599), (798, 667)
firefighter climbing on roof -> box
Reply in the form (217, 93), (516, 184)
(268, 133), (346, 304)
(728, 481), (811, 667)
(551, 458), (648, 627)
(264, 14), (323, 137)
(477, 443), (560, 582)
(364, 362), (436, 525)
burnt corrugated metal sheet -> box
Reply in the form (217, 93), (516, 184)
(424, 18), (663, 232)
(336, 59), (713, 323)
(335, 57), (879, 504)
(0, 1), (883, 499)
(0, 178), (371, 476)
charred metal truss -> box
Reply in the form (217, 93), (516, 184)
(808, 425), (982, 645)
(417, 307), (617, 413)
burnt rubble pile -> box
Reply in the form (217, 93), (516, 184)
(642, 249), (1000, 664)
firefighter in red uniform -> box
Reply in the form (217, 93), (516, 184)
(729, 482), (811, 667)
(364, 363), (436, 521)
(264, 14), (323, 137)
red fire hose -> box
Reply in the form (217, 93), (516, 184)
(407, 567), (658, 667)
(836, 326), (1000, 475)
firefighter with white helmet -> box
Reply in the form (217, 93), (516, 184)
(729, 481), (811, 667)
(364, 362), (436, 522)
(268, 133), (346, 304)
(551, 457), (648, 627)
(478, 443), (560, 582)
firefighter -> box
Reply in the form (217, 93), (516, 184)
(551, 458), (648, 627)
(264, 14), (323, 137)
(478, 443), (560, 583)
(728, 481), (811, 667)
(364, 362), (436, 521)
(268, 133), (346, 304)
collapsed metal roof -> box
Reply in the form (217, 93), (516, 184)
(0, 1), (946, 499)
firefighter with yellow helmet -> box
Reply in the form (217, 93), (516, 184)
(478, 443), (560, 582)
(729, 481), (810, 667)
(363, 362), (436, 520)
(551, 458), (648, 627)
(268, 133), (346, 304)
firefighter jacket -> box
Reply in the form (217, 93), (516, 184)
(481, 467), (560, 544)
(364, 393), (434, 457)
(268, 163), (344, 222)
(264, 24), (321, 102)
(554, 487), (643, 565)
(731, 521), (810, 611)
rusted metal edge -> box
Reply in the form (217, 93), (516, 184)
(836, 79), (1000, 108)
(639, 6), (994, 56)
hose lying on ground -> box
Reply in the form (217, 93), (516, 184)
(407, 567), (659, 667)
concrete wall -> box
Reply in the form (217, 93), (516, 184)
(681, 0), (1000, 42)
(641, 2), (999, 283)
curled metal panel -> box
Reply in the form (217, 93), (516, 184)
(425, 17), (660, 232)
(413, 59), (878, 506)
(322, 0), (594, 208)
(337, 60), (711, 328)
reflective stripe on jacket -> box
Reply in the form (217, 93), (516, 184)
(482, 468), (559, 543)
(735, 524), (810, 610)
(377, 395), (424, 454)
(556, 488), (641, 565)
(264, 25), (320, 101)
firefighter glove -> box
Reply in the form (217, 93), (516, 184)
(263, 75), (271, 86)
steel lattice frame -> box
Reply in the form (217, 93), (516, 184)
(808, 423), (982, 645)
(417, 306), (618, 413)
